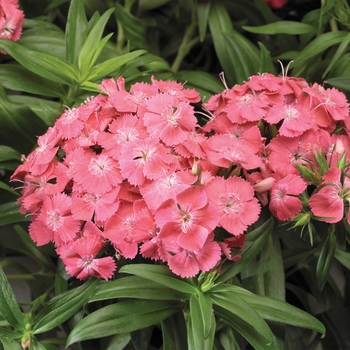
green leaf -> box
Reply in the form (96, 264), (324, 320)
(208, 3), (237, 86)
(323, 32), (350, 78)
(222, 31), (260, 83)
(326, 77), (350, 91)
(257, 42), (276, 74)
(0, 265), (25, 330)
(114, 3), (149, 49)
(161, 312), (188, 350)
(242, 228), (285, 301)
(213, 304), (273, 350)
(13, 225), (56, 270)
(0, 146), (21, 163)
(0, 39), (79, 85)
(33, 279), (99, 334)
(0, 65), (65, 98)
(216, 216), (275, 283)
(65, 0), (89, 66)
(197, 1), (211, 42)
(211, 293), (274, 346)
(83, 50), (146, 82)
(212, 284), (325, 337)
(78, 8), (115, 75)
(0, 202), (28, 227)
(243, 21), (317, 35)
(0, 182), (19, 196)
(0, 88), (48, 154)
(292, 31), (348, 68)
(91, 275), (190, 302)
(174, 70), (224, 96)
(66, 299), (182, 346)
(335, 248), (350, 270)
(188, 292), (215, 350)
(119, 264), (197, 295)
(316, 227), (336, 290)
(0, 337), (22, 350)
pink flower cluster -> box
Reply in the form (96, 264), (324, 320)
(12, 72), (350, 280)
(204, 73), (350, 227)
(12, 76), (256, 280)
(0, 0), (24, 44)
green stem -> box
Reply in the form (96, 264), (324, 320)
(171, 21), (199, 73)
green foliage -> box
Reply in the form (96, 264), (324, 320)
(1, 0), (350, 348)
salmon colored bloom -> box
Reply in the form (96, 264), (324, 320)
(205, 176), (261, 236)
(269, 174), (307, 221)
(309, 167), (350, 224)
(0, 0), (24, 44)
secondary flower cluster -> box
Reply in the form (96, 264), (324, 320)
(0, 0), (24, 45)
(12, 72), (350, 280)
(204, 72), (350, 229)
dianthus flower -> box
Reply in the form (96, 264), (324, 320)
(309, 167), (350, 224)
(0, 0), (24, 46)
(269, 174), (307, 221)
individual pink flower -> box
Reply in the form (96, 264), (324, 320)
(269, 174), (307, 221)
(267, 130), (329, 177)
(264, 0), (288, 9)
(151, 76), (200, 103)
(30, 193), (81, 246)
(97, 114), (148, 159)
(160, 233), (221, 278)
(224, 91), (268, 124)
(118, 137), (175, 186)
(71, 186), (120, 223)
(309, 167), (350, 223)
(204, 134), (263, 170)
(155, 187), (219, 251)
(264, 103), (312, 137)
(58, 226), (116, 280)
(205, 176), (261, 235)
(0, 0), (24, 44)
(54, 97), (102, 140)
(140, 170), (196, 211)
(73, 149), (123, 194)
(104, 200), (152, 259)
(144, 94), (197, 146)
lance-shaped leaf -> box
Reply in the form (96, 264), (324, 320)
(0, 88), (48, 154)
(243, 21), (317, 35)
(216, 216), (275, 283)
(66, 299), (182, 346)
(188, 292), (215, 350)
(197, 0), (211, 42)
(32, 279), (99, 334)
(0, 265), (25, 330)
(0, 202), (28, 227)
(316, 227), (337, 291)
(211, 293), (274, 347)
(78, 8), (115, 75)
(65, 0), (89, 66)
(0, 337), (23, 350)
(90, 275), (190, 302)
(335, 248), (350, 270)
(83, 49), (146, 82)
(119, 264), (197, 295)
(292, 31), (348, 70)
(0, 65), (66, 98)
(211, 286), (326, 337)
(0, 39), (79, 85)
